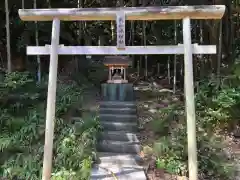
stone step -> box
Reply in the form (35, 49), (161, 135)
(100, 101), (136, 109)
(99, 131), (139, 142)
(91, 164), (146, 180)
(97, 140), (141, 154)
(96, 152), (144, 166)
(71, 117), (83, 123)
(100, 114), (137, 122)
(100, 107), (136, 115)
(101, 121), (138, 132)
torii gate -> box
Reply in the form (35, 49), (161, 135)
(18, 5), (225, 180)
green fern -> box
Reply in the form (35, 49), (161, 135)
(0, 72), (99, 180)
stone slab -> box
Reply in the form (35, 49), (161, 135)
(91, 164), (146, 180)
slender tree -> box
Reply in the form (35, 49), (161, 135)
(217, 20), (223, 88)
(5, 0), (11, 72)
(173, 20), (177, 94)
(34, 0), (41, 82)
(22, 0), (25, 8)
(142, 0), (147, 78)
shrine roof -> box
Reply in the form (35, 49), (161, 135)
(103, 56), (131, 66)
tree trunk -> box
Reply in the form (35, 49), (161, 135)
(76, 0), (83, 72)
(227, 0), (233, 62)
(217, 20), (223, 88)
(34, 0), (41, 82)
(199, 20), (205, 79)
(142, 0), (147, 78)
(46, 0), (51, 8)
(173, 20), (177, 94)
(5, 0), (11, 72)
(22, 0), (25, 8)
(131, 0), (136, 69)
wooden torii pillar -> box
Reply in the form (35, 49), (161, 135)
(18, 5), (225, 180)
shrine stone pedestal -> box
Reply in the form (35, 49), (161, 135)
(101, 83), (134, 101)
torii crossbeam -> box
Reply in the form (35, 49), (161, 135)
(18, 5), (225, 180)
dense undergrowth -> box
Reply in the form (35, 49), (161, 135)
(147, 66), (240, 179)
(0, 72), (100, 180)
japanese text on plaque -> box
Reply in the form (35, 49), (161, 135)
(116, 11), (125, 49)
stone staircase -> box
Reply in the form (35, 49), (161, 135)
(91, 101), (146, 180)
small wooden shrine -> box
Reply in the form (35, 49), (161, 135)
(103, 56), (131, 83)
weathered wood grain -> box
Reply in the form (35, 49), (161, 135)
(19, 5), (225, 21)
